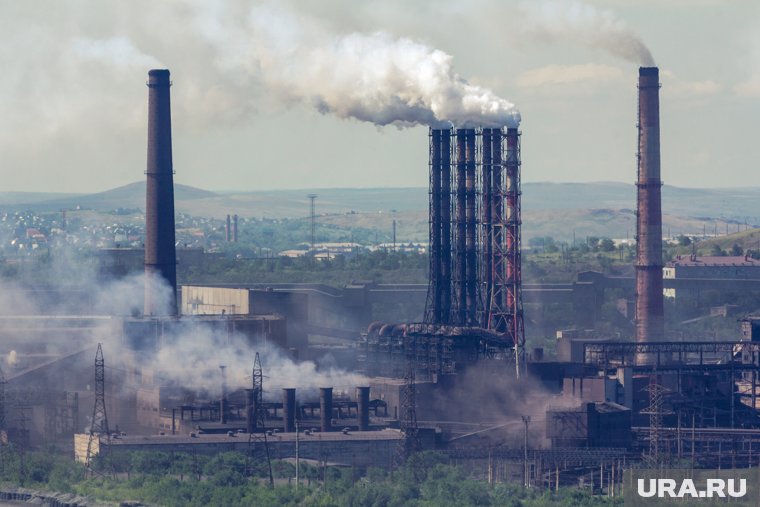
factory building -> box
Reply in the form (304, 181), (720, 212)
(76, 430), (405, 470)
(664, 255), (760, 299)
(180, 285), (307, 349)
(546, 402), (632, 449)
(4, 62), (760, 489)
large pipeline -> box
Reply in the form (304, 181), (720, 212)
(430, 130), (443, 323)
(465, 129), (477, 324)
(455, 131), (468, 325)
(440, 131), (452, 324)
(491, 130), (504, 323)
(481, 129), (494, 322)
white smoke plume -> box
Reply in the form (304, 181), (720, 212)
(519, 0), (655, 67)
(0, 252), (364, 401)
(145, 321), (368, 399)
(71, 36), (163, 70)
(196, 4), (520, 128)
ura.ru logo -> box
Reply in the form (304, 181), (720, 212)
(637, 478), (746, 499)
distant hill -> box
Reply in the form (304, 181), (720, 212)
(4, 182), (760, 243)
(693, 228), (760, 254)
(2, 182), (217, 212)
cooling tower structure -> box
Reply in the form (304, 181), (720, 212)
(425, 127), (525, 374)
(635, 67), (664, 352)
(144, 69), (178, 316)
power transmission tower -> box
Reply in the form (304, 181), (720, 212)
(641, 376), (672, 468)
(85, 344), (110, 475)
(246, 352), (274, 486)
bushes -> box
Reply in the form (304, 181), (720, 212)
(0, 449), (620, 507)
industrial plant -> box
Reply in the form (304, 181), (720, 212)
(0, 60), (757, 503)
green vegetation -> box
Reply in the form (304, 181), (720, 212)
(181, 249), (428, 286)
(0, 448), (621, 507)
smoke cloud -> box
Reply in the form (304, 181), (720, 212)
(519, 0), (655, 67)
(0, 250), (364, 401)
(146, 322), (367, 399)
(71, 36), (163, 70)
(195, 4), (520, 128)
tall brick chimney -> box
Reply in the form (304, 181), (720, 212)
(635, 67), (664, 352)
(144, 69), (177, 316)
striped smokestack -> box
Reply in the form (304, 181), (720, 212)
(635, 67), (664, 352)
(144, 69), (177, 316)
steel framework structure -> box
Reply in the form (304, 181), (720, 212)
(396, 345), (420, 467)
(493, 128), (525, 377)
(583, 341), (760, 368)
(640, 379), (672, 467)
(424, 127), (525, 376)
(633, 426), (760, 468)
(246, 352), (274, 486)
(357, 323), (517, 380)
(445, 447), (629, 491)
(582, 341), (760, 429)
(86, 344), (110, 475)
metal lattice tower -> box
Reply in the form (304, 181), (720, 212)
(487, 128), (526, 378)
(85, 344), (109, 471)
(396, 341), (420, 467)
(640, 376), (672, 467)
(246, 352), (274, 486)
(504, 128), (526, 377)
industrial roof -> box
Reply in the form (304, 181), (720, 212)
(101, 428), (403, 446)
(668, 255), (760, 267)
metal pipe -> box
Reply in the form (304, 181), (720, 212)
(357, 386), (370, 431)
(283, 388), (296, 432)
(441, 130), (452, 324)
(144, 69), (177, 316)
(455, 130), (467, 325)
(219, 365), (227, 424)
(430, 130), (443, 323)
(506, 127), (525, 377)
(491, 130), (504, 323)
(319, 387), (333, 432)
(465, 129), (477, 325)
(481, 129), (493, 324)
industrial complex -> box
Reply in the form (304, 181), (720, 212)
(0, 63), (758, 498)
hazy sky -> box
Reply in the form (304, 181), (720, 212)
(1, 0), (759, 193)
